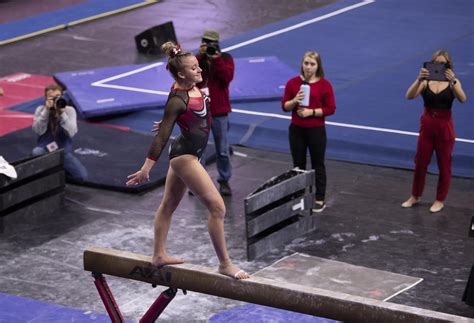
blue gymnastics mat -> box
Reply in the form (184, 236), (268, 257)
(220, 0), (474, 178)
(0, 292), (128, 322)
(54, 56), (296, 118)
(0, 0), (158, 45)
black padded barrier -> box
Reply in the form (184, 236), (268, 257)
(244, 168), (316, 260)
(0, 150), (65, 233)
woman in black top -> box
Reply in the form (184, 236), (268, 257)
(127, 42), (249, 279)
(402, 50), (467, 213)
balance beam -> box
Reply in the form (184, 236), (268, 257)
(83, 247), (471, 322)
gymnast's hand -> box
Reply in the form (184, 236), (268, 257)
(126, 169), (150, 186)
(152, 120), (161, 134)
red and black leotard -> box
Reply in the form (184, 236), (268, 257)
(147, 86), (211, 161)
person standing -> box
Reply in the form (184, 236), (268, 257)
(282, 51), (336, 212)
(127, 42), (249, 280)
(196, 30), (234, 196)
(402, 50), (467, 213)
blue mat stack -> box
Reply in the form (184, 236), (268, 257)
(53, 56), (296, 118)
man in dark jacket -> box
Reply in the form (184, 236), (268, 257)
(196, 30), (234, 196)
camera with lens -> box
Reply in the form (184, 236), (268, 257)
(206, 42), (220, 56)
(53, 96), (67, 110)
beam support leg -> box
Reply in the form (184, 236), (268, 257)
(92, 272), (125, 323)
(139, 288), (178, 323)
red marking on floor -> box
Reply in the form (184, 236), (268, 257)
(0, 73), (56, 110)
(88, 122), (131, 132)
(0, 110), (34, 136)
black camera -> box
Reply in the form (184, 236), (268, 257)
(206, 42), (220, 56)
(53, 96), (67, 110)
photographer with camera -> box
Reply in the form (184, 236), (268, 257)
(401, 50), (467, 213)
(196, 30), (234, 196)
(32, 84), (88, 182)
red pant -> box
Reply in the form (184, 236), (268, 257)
(411, 109), (455, 201)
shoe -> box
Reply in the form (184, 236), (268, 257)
(312, 201), (326, 213)
(401, 196), (420, 208)
(429, 201), (444, 213)
(219, 181), (232, 196)
(0, 156), (17, 179)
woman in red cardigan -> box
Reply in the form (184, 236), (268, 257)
(402, 50), (467, 213)
(282, 51), (336, 212)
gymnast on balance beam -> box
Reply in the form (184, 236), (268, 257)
(126, 42), (249, 280)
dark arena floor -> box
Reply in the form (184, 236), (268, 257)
(1, 0), (473, 322)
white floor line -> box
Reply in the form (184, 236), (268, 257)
(252, 253), (298, 276)
(254, 253), (425, 303)
(91, 62), (169, 95)
(93, 62), (164, 84)
(91, 82), (169, 95)
(66, 197), (122, 215)
(232, 108), (474, 143)
(0, 115), (34, 118)
(226, 0), (470, 144)
(85, 206), (122, 215)
(223, 0), (376, 52)
(232, 151), (248, 157)
(82, 0), (473, 145)
(383, 278), (424, 302)
(87, 1), (375, 95)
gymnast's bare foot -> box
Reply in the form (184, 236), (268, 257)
(151, 255), (184, 268)
(218, 261), (250, 280)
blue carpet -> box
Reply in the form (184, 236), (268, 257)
(222, 0), (474, 177)
(0, 293), (123, 322)
(209, 304), (339, 323)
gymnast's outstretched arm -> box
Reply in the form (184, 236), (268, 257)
(126, 96), (186, 186)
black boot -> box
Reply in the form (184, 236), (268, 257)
(219, 181), (232, 196)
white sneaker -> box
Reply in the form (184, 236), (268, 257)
(0, 156), (17, 179)
(312, 201), (326, 213)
